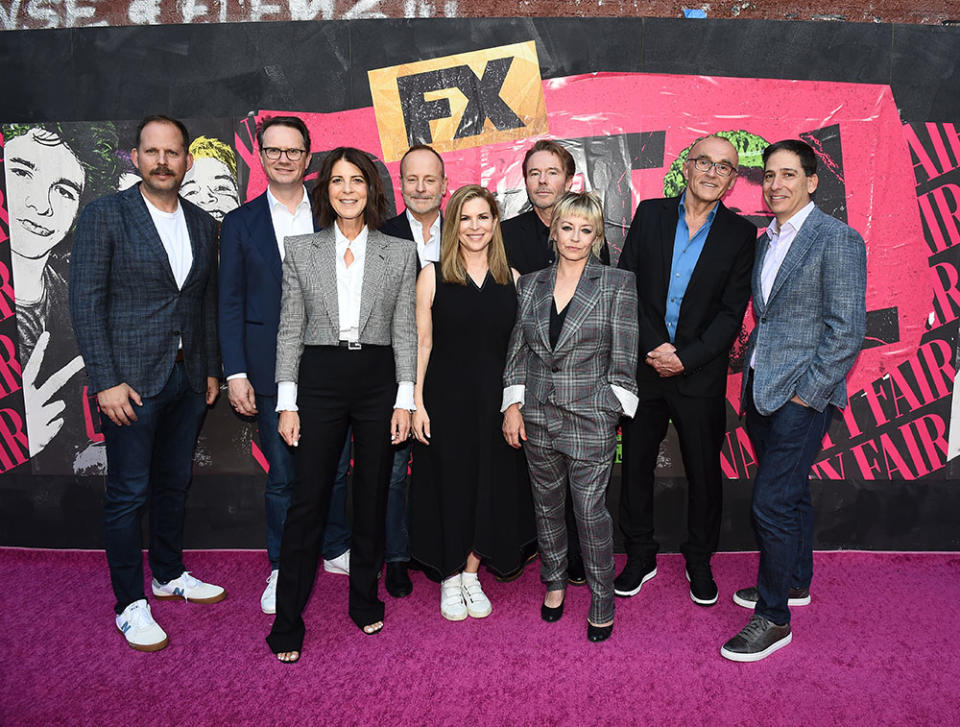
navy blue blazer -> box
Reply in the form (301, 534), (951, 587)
(69, 184), (220, 399)
(218, 191), (319, 396)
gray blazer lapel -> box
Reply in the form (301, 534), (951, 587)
(128, 185), (178, 289)
(555, 256), (603, 354)
(766, 208), (824, 306)
(310, 228), (340, 333)
(358, 230), (387, 334)
(533, 267), (555, 353)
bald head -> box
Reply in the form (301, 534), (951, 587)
(681, 135), (739, 206)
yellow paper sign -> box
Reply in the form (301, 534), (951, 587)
(368, 41), (548, 162)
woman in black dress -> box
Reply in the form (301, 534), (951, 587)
(411, 185), (535, 621)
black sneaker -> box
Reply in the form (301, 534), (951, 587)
(720, 614), (792, 662)
(732, 586), (811, 610)
(685, 562), (718, 606)
(567, 557), (587, 586)
(613, 557), (657, 597)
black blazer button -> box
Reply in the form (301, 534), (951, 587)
(552, 366), (560, 373)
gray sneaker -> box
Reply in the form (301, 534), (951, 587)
(732, 586), (810, 610)
(720, 614), (792, 662)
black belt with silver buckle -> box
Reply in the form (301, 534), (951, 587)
(337, 340), (362, 350)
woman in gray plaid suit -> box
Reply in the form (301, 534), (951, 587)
(503, 192), (639, 642)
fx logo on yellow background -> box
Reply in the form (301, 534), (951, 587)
(369, 41), (548, 162)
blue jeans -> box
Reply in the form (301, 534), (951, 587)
(259, 396), (352, 566)
(385, 442), (411, 563)
(102, 363), (207, 614)
(745, 384), (832, 626)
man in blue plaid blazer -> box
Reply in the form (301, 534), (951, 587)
(720, 139), (866, 663)
(70, 116), (223, 653)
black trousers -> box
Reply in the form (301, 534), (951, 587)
(619, 380), (726, 565)
(267, 345), (395, 653)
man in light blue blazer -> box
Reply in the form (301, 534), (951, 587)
(70, 116), (224, 652)
(720, 139), (866, 662)
(219, 116), (352, 615)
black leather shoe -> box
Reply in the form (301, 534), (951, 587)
(567, 557), (587, 586)
(385, 562), (412, 598)
(613, 557), (657, 597)
(720, 614), (792, 662)
(587, 622), (613, 642)
(732, 586), (811, 609)
(541, 598), (564, 623)
(685, 562), (719, 606)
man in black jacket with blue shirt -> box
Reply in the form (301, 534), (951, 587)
(616, 134), (756, 607)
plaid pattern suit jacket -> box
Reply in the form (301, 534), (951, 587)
(274, 226), (418, 385)
(743, 205), (866, 416)
(69, 184), (220, 398)
(504, 255), (639, 460)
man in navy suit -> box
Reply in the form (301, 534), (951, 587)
(615, 134), (756, 607)
(377, 144), (447, 597)
(218, 116), (352, 615)
(721, 139), (866, 662)
(70, 115), (224, 652)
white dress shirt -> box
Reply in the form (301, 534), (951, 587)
(406, 208), (441, 268)
(228, 186), (313, 383)
(276, 223), (415, 412)
(268, 185), (313, 262)
(750, 200), (816, 368)
(143, 192), (191, 349)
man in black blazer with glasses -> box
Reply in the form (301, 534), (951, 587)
(615, 133), (756, 608)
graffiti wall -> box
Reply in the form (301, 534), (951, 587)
(1, 18), (959, 549)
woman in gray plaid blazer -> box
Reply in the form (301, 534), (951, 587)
(503, 192), (639, 642)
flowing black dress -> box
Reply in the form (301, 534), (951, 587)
(411, 265), (535, 579)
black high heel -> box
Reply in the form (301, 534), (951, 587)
(541, 599), (564, 622)
(587, 621), (613, 642)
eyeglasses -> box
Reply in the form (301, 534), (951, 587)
(690, 156), (737, 177)
(261, 147), (307, 161)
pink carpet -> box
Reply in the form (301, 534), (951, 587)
(1, 548), (958, 726)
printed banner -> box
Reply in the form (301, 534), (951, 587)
(368, 41), (548, 162)
(0, 63), (954, 484)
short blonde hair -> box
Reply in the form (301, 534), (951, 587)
(440, 185), (511, 286)
(189, 136), (238, 178)
(549, 191), (606, 258)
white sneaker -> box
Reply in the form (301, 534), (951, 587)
(152, 571), (226, 604)
(460, 571), (492, 619)
(261, 570), (279, 614)
(323, 550), (350, 576)
(440, 573), (467, 621)
(116, 599), (168, 652)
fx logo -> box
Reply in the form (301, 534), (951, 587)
(369, 41), (548, 162)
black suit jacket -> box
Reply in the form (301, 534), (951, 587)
(618, 195), (756, 398)
(502, 209), (610, 275)
(379, 211), (442, 272)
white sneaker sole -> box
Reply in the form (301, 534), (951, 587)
(441, 608), (468, 622)
(117, 626), (168, 652)
(732, 592), (812, 610)
(720, 631), (792, 662)
(466, 604), (492, 619)
(261, 602), (276, 615)
(685, 569), (718, 606)
(152, 590), (226, 604)
(614, 567), (657, 597)
(323, 562), (349, 576)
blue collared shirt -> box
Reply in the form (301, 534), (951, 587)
(664, 192), (717, 342)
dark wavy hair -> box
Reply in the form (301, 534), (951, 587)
(3, 121), (121, 210)
(311, 147), (388, 230)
